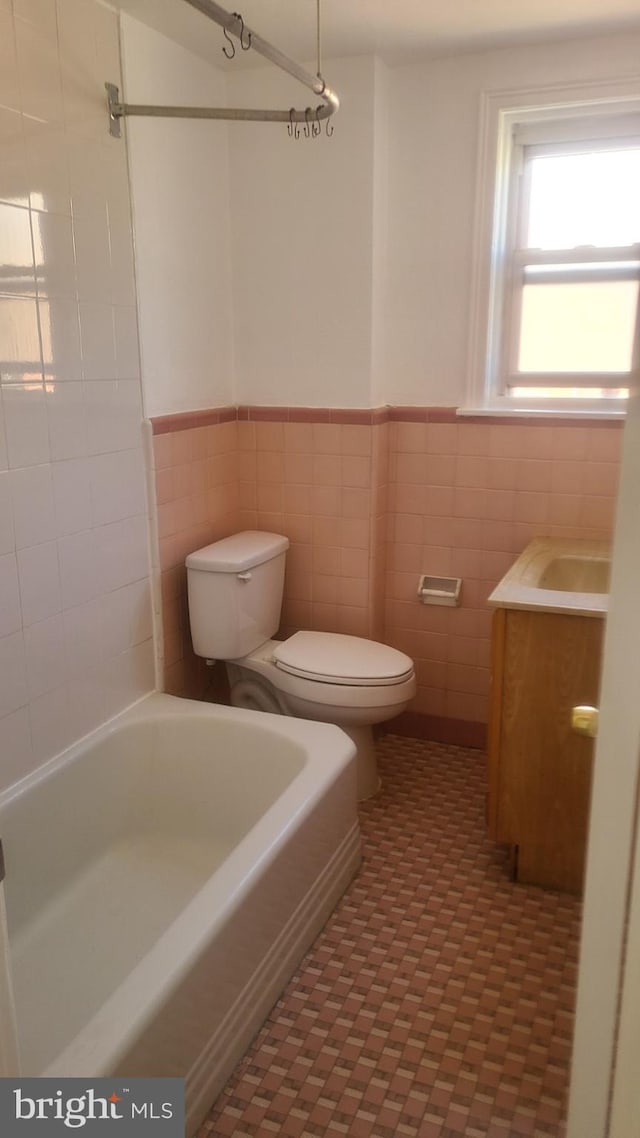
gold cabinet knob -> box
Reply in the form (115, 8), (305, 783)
(571, 705), (599, 738)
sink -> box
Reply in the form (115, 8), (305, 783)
(538, 556), (611, 594)
(488, 538), (612, 616)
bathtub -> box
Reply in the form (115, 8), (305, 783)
(0, 693), (360, 1134)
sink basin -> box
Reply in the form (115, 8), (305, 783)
(488, 538), (611, 616)
(538, 556), (611, 594)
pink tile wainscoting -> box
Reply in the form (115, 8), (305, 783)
(151, 407), (622, 738)
(152, 412), (239, 698)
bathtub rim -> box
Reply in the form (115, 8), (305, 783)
(0, 691), (352, 811)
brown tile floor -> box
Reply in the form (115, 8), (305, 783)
(198, 735), (581, 1137)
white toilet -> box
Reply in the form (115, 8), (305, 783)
(185, 531), (416, 798)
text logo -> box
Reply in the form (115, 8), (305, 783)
(0, 1078), (184, 1136)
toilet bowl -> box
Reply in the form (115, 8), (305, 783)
(186, 532), (416, 798)
(226, 633), (416, 797)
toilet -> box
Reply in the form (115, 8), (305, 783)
(185, 531), (416, 798)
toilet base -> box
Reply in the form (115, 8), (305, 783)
(341, 725), (381, 800)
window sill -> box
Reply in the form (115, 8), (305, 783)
(458, 404), (627, 422)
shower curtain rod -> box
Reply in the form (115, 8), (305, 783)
(107, 0), (339, 137)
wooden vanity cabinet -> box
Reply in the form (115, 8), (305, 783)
(488, 607), (604, 895)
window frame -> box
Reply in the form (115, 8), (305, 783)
(465, 80), (640, 418)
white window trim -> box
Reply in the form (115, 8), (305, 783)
(464, 76), (640, 419)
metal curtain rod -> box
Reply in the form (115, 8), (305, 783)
(107, 0), (339, 137)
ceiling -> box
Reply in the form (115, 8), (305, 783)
(114, 0), (640, 70)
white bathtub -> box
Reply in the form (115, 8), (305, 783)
(0, 693), (360, 1133)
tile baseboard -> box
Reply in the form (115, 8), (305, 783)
(383, 711), (487, 750)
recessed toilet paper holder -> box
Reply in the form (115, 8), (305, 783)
(417, 575), (462, 607)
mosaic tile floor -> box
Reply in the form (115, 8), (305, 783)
(198, 736), (581, 1138)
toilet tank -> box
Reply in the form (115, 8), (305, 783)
(186, 531), (290, 660)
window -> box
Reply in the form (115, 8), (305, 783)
(467, 85), (640, 415)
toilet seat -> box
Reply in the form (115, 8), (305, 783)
(272, 631), (414, 687)
(233, 638), (416, 719)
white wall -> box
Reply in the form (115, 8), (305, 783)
(0, 0), (153, 792)
(121, 16), (235, 417)
(226, 56), (379, 408)
(371, 58), (390, 408)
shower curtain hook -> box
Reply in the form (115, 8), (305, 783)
(312, 105), (322, 137)
(325, 115), (334, 137)
(235, 12), (252, 50)
(222, 24), (235, 59)
(288, 107), (295, 137)
(304, 107), (312, 138)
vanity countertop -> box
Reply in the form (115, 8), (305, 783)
(488, 537), (611, 618)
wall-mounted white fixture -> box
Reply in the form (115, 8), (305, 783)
(106, 0), (339, 138)
(417, 575), (462, 607)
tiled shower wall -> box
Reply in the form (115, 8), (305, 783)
(0, 0), (153, 793)
(152, 409), (621, 737)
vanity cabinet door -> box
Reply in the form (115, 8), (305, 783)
(488, 608), (603, 894)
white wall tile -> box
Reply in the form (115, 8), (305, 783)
(24, 120), (71, 216)
(101, 638), (155, 720)
(0, 10), (20, 116)
(113, 304), (141, 380)
(0, 399), (7, 471)
(89, 447), (146, 527)
(31, 210), (76, 298)
(29, 682), (73, 764)
(51, 456), (92, 536)
(78, 301), (116, 382)
(0, 706), (34, 794)
(45, 379), (87, 460)
(0, 470), (14, 553)
(57, 528), (101, 609)
(58, 0), (104, 140)
(100, 577), (152, 659)
(63, 597), (102, 679)
(66, 672), (105, 740)
(0, 629), (27, 717)
(0, 0), (153, 789)
(84, 379), (142, 453)
(93, 1), (121, 83)
(14, 0), (57, 36)
(14, 13), (64, 125)
(38, 296), (82, 382)
(98, 515), (150, 593)
(103, 141), (130, 233)
(73, 206), (111, 304)
(0, 201), (36, 296)
(107, 211), (136, 307)
(10, 462), (56, 548)
(0, 295), (41, 383)
(23, 611), (65, 699)
(3, 382), (50, 467)
(0, 551), (21, 635)
(0, 105), (29, 209)
(16, 539), (61, 625)
(67, 134), (107, 221)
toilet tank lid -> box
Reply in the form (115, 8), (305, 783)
(186, 531), (289, 573)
